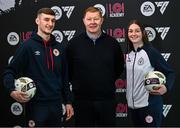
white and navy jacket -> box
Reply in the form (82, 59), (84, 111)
(126, 44), (175, 109)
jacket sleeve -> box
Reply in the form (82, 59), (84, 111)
(114, 40), (125, 79)
(148, 47), (175, 92)
(65, 40), (74, 83)
(3, 43), (28, 95)
(61, 45), (73, 104)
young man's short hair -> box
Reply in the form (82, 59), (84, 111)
(37, 7), (55, 16)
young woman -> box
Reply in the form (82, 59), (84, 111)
(126, 19), (175, 127)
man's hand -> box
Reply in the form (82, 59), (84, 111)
(65, 104), (74, 121)
(10, 90), (30, 103)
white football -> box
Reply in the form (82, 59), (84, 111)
(144, 71), (166, 92)
(15, 77), (36, 99)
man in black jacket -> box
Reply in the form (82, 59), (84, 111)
(66, 6), (124, 126)
(3, 7), (73, 127)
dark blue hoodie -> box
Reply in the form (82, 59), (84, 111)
(3, 32), (72, 104)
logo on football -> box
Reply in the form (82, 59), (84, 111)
(15, 77), (36, 99)
(144, 71), (166, 92)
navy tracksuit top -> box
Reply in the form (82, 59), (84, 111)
(3, 32), (72, 104)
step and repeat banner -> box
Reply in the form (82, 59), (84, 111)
(0, 0), (179, 127)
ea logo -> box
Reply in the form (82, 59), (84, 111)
(51, 6), (62, 20)
(94, 4), (106, 16)
(7, 32), (19, 45)
(145, 27), (156, 42)
(52, 30), (63, 43)
(141, 1), (155, 16)
(11, 102), (23, 116)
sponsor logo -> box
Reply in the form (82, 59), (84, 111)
(155, 1), (169, 14)
(11, 102), (23, 116)
(106, 2), (125, 17)
(20, 31), (32, 42)
(0, 0), (15, 14)
(52, 30), (76, 43)
(145, 27), (156, 42)
(145, 78), (160, 85)
(106, 28), (125, 43)
(141, 1), (155, 16)
(161, 53), (171, 61)
(51, 6), (63, 20)
(63, 30), (76, 41)
(116, 103), (128, 117)
(51, 6), (75, 20)
(34, 51), (40, 56)
(156, 27), (170, 40)
(0, 0), (38, 15)
(62, 6), (75, 18)
(115, 79), (126, 93)
(138, 57), (144, 65)
(7, 32), (19, 45)
(141, 1), (169, 16)
(94, 2), (125, 18)
(94, 4), (106, 16)
(163, 104), (172, 117)
(52, 30), (63, 43)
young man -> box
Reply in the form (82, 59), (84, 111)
(66, 6), (124, 126)
(3, 8), (73, 127)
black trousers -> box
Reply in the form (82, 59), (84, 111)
(25, 101), (62, 127)
(73, 99), (116, 127)
(129, 105), (162, 127)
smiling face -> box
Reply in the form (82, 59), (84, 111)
(128, 23), (143, 45)
(36, 13), (56, 36)
(83, 11), (104, 35)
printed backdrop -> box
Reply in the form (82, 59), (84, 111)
(0, 0), (179, 127)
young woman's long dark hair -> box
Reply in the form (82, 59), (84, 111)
(126, 19), (150, 53)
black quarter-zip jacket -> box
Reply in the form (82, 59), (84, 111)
(66, 32), (124, 100)
(3, 32), (72, 104)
